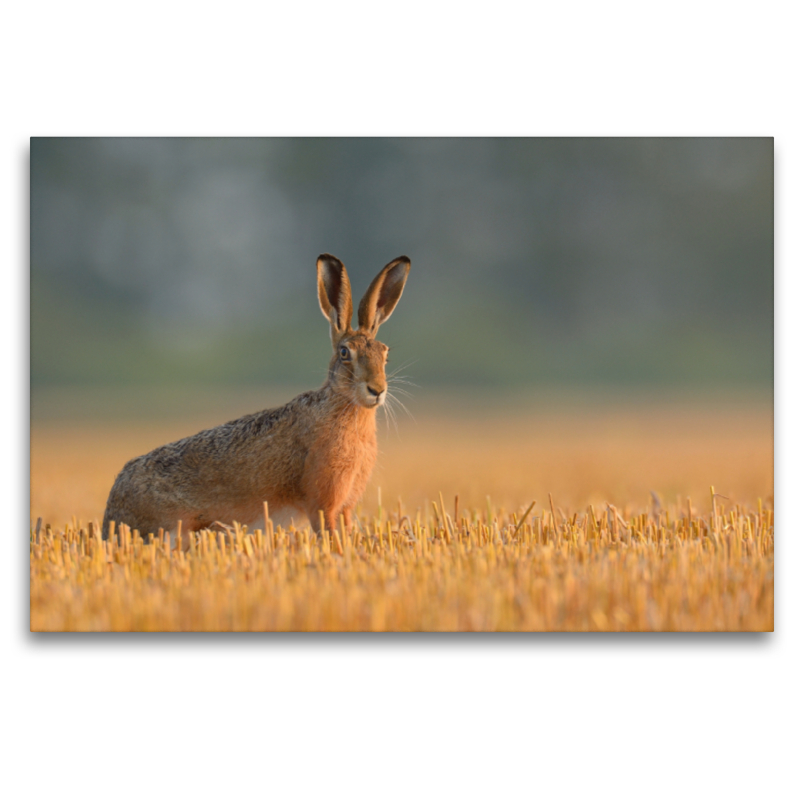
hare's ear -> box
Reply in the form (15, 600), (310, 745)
(357, 256), (410, 336)
(317, 254), (353, 342)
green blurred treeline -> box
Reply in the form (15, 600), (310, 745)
(31, 138), (773, 392)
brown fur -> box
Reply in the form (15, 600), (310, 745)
(102, 254), (410, 539)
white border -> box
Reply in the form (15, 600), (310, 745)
(4, 3), (796, 799)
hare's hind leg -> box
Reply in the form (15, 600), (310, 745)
(102, 505), (165, 542)
(166, 514), (216, 551)
(257, 506), (307, 534)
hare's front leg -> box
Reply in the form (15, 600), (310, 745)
(307, 502), (339, 537)
(341, 507), (353, 529)
(307, 504), (355, 537)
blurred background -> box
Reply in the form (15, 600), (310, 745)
(30, 138), (774, 520)
(31, 138), (772, 406)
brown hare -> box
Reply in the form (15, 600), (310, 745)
(102, 253), (410, 540)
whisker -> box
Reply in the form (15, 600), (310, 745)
(386, 401), (400, 435)
(387, 376), (419, 388)
(385, 390), (414, 427)
(388, 394), (414, 422)
(387, 360), (417, 379)
(382, 392), (400, 433)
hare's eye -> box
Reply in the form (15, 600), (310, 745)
(339, 346), (350, 360)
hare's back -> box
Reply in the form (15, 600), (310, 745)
(103, 394), (316, 538)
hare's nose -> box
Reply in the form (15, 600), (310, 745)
(367, 385), (383, 397)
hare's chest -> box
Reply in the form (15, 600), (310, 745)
(324, 425), (376, 478)
(330, 434), (377, 509)
(304, 416), (377, 501)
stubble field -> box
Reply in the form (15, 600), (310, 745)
(30, 392), (773, 632)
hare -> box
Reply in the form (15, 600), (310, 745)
(101, 253), (410, 541)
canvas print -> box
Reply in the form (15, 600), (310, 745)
(29, 137), (773, 631)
